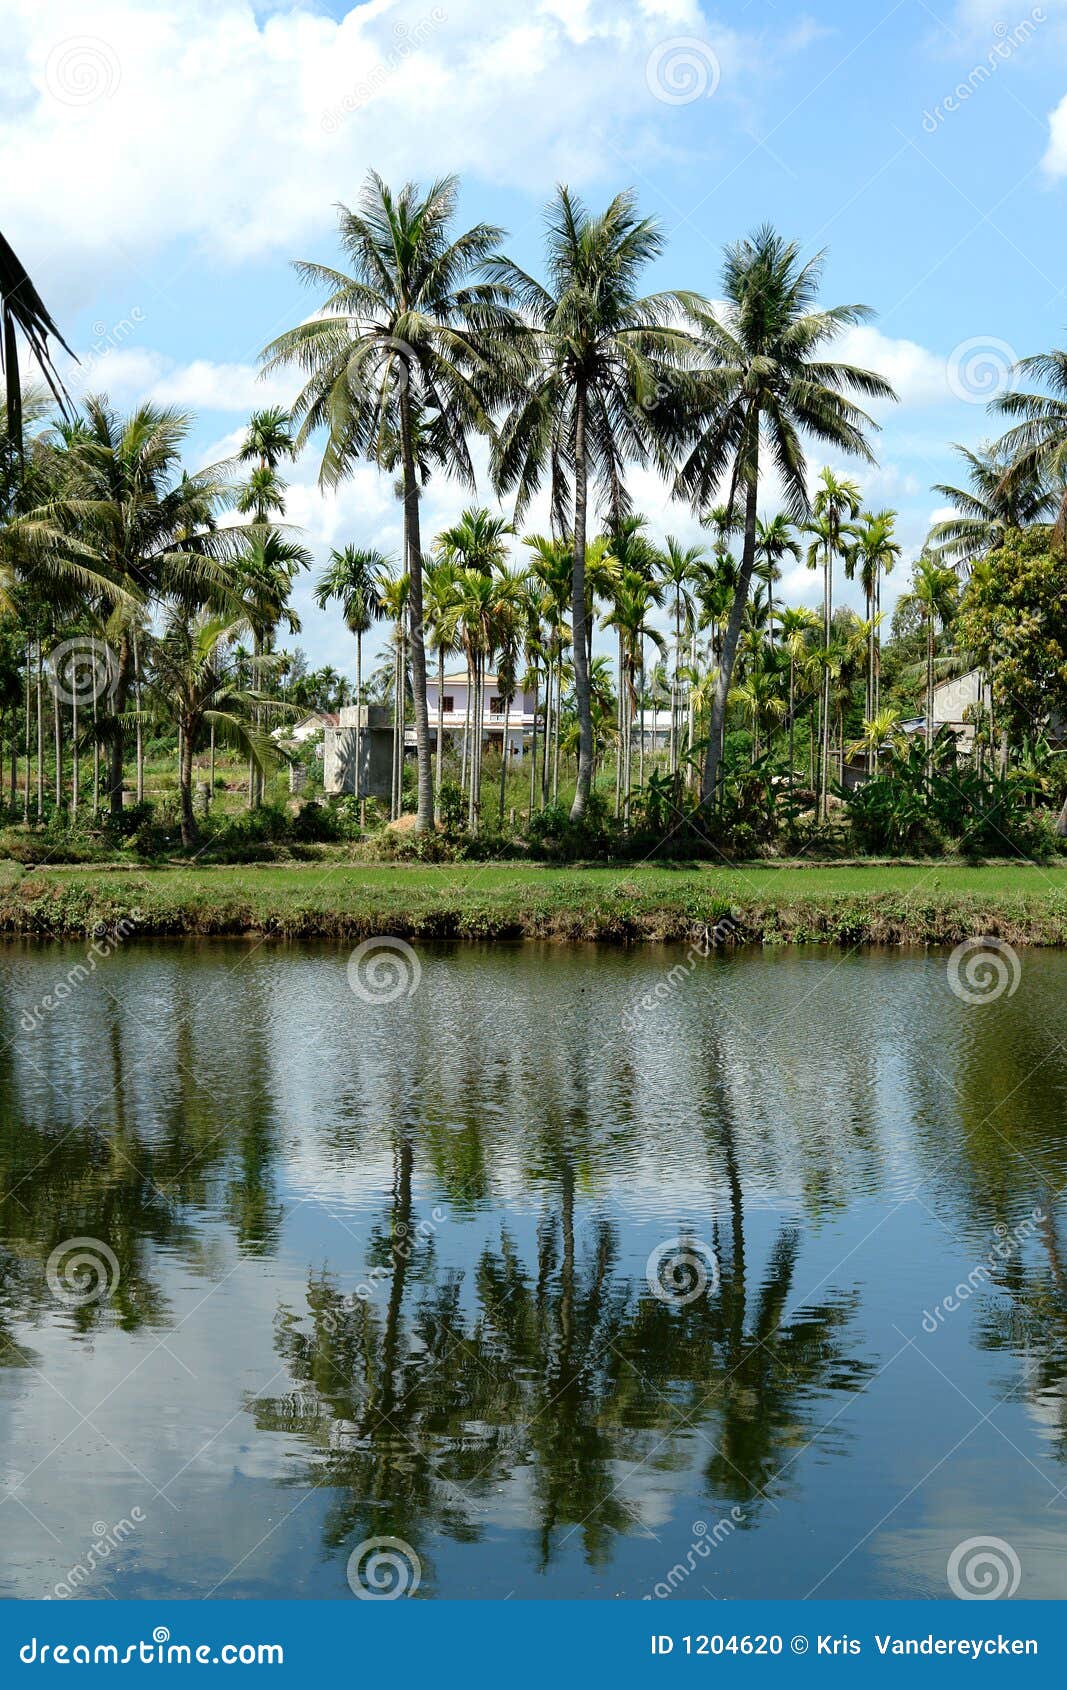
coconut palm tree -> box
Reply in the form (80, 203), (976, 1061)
(992, 348), (1067, 551)
(926, 440), (1053, 569)
(422, 555), (463, 818)
(147, 612), (286, 847)
(489, 186), (696, 821)
(844, 508), (900, 759)
(0, 231), (73, 452)
(32, 399), (241, 815)
(900, 557), (959, 758)
(804, 470), (862, 816)
(677, 227), (894, 811)
(261, 173), (518, 833)
(313, 545), (388, 808)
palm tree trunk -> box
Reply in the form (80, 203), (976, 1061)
(356, 628), (364, 819)
(552, 660), (561, 803)
(398, 389), (433, 832)
(21, 646), (29, 824)
(179, 717), (198, 847)
(529, 665), (539, 820)
(35, 642), (43, 823)
(638, 642), (646, 790)
(569, 384), (594, 819)
(819, 546), (832, 821)
(498, 693), (511, 825)
(788, 656), (796, 781)
(134, 632), (144, 805)
(434, 642), (444, 824)
(702, 472), (759, 809)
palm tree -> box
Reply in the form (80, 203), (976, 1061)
(775, 605), (821, 783)
(927, 440), (1053, 569)
(238, 407), (296, 478)
(261, 173), (517, 833)
(421, 556), (463, 818)
(804, 470), (861, 817)
(377, 568), (410, 819)
(753, 513), (800, 648)
(992, 348), (1067, 551)
(147, 612), (285, 847)
(0, 230), (73, 452)
(844, 508), (900, 761)
(489, 186), (696, 822)
(900, 557), (959, 758)
(313, 545), (387, 808)
(34, 399), (240, 816)
(237, 527), (309, 806)
(601, 571), (664, 817)
(658, 536), (703, 783)
(524, 534), (573, 806)
(677, 227), (895, 811)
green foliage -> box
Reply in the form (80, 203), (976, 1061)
(958, 527), (1067, 744)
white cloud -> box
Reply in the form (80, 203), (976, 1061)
(1043, 89), (1067, 175)
(835, 324), (952, 410)
(3, 0), (785, 303)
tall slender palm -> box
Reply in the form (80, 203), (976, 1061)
(261, 173), (518, 832)
(844, 508), (900, 758)
(927, 439), (1054, 568)
(377, 569), (410, 819)
(421, 556), (463, 817)
(314, 545), (388, 806)
(524, 534), (573, 805)
(900, 557), (959, 758)
(238, 408), (296, 478)
(600, 571), (664, 817)
(753, 513), (800, 649)
(804, 470), (861, 817)
(658, 537), (703, 783)
(489, 186), (696, 821)
(677, 227), (894, 811)
(775, 606), (821, 782)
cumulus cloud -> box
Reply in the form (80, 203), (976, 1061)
(4, 0), (782, 303)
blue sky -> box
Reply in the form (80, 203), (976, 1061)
(5, 0), (1067, 674)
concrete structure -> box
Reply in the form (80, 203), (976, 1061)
(273, 711), (338, 746)
(323, 705), (393, 798)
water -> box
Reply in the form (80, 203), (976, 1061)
(0, 938), (1065, 1601)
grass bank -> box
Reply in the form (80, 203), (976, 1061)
(2, 858), (1067, 947)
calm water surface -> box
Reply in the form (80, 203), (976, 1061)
(0, 939), (1065, 1600)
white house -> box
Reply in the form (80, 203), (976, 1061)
(408, 671), (536, 759)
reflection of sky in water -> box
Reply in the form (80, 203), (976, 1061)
(0, 940), (1064, 1598)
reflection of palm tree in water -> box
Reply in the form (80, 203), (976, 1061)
(251, 1118), (872, 1584)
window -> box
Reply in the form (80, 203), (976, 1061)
(440, 696), (454, 714)
(489, 696), (505, 716)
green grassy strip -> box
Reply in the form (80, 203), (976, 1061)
(2, 859), (1067, 946)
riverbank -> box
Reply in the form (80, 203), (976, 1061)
(3, 858), (1067, 946)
